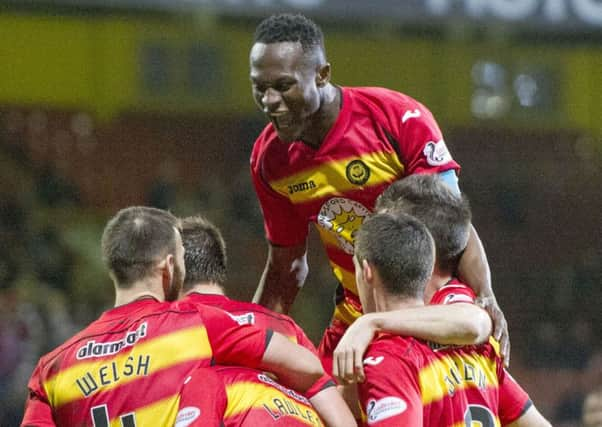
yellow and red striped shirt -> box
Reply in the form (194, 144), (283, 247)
(358, 334), (503, 427)
(251, 86), (459, 327)
(22, 299), (268, 427)
(178, 366), (324, 427)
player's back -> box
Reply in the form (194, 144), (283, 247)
(22, 298), (266, 427)
(359, 334), (501, 426)
(178, 365), (324, 427)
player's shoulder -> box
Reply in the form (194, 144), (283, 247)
(250, 123), (281, 162)
(347, 86), (425, 111)
(173, 298), (231, 318)
(366, 334), (425, 363)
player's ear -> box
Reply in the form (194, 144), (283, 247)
(361, 259), (374, 285)
(159, 254), (175, 293)
(316, 63), (331, 87)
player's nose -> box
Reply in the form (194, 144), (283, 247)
(262, 88), (282, 113)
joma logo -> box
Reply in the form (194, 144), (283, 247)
(288, 180), (316, 194)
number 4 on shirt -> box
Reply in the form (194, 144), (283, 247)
(92, 404), (136, 427)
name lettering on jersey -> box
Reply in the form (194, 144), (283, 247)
(423, 139), (452, 166)
(366, 397), (407, 424)
(443, 360), (487, 396)
(263, 397), (320, 425)
(402, 109), (421, 123)
(75, 354), (151, 397)
(76, 323), (148, 360)
(345, 160), (371, 185)
(229, 312), (256, 326)
(258, 374), (309, 404)
(288, 180), (317, 194)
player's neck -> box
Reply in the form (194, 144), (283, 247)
(114, 277), (166, 307)
(301, 84), (341, 149)
(424, 268), (453, 303)
(375, 292), (423, 312)
(184, 282), (225, 297)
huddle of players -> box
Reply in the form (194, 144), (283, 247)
(21, 174), (551, 427)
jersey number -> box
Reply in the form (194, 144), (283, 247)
(464, 404), (495, 427)
(92, 404), (137, 427)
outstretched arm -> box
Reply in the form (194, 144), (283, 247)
(333, 303), (492, 383)
(309, 386), (358, 427)
(253, 241), (308, 314)
(261, 332), (357, 426)
(260, 331), (324, 392)
(458, 225), (510, 363)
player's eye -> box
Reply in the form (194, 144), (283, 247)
(274, 83), (292, 92)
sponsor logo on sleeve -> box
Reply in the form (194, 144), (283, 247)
(423, 139), (452, 166)
(228, 312), (256, 325)
(175, 407), (201, 427)
(443, 293), (474, 304)
(402, 109), (421, 123)
(366, 397), (407, 424)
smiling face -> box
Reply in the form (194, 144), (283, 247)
(250, 41), (328, 143)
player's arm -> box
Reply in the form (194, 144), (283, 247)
(21, 394), (56, 427)
(458, 224), (510, 363)
(262, 332), (358, 426)
(308, 385), (358, 427)
(253, 241), (308, 314)
(21, 364), (56, 427)
(498, 366), (551, 427)
(250, 145), (310, 314)
(259, 331), (324, 392)
(394, 100), (510, 362)
(203, 304), (324, 393)
(506, 406), (552, 427)
(583, 389), (602, 427)
(439, 169), (510, 362)
(333, 304), (491, 383)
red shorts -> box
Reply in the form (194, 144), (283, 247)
(317, 319), (348, 378)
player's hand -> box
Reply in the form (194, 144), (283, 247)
(583, 389), (602, 427)
(332, 314), (378, 384)
(476, 295), (510, 366)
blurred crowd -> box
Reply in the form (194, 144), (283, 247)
(0, 107), (600, 426)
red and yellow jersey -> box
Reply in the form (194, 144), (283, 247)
(21, 298), (268, 427)
(430, 280), (533, 424)
(358, 334), (503, 427)
(184, 293), (317, 353)
(183, 293), (335, 397)
(177, 366), (324, 427)
(251, 86), (459, 327)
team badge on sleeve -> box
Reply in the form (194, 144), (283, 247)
(366, 397), (407, 424)
(423, 139), (452, 166)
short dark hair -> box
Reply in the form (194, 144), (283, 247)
(101, 206), (179, 287)
(355, 212), (434, 300)
(180, 215), (227, 290)
(254, 13), (325, 53)
(375, 174), (471, 274)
